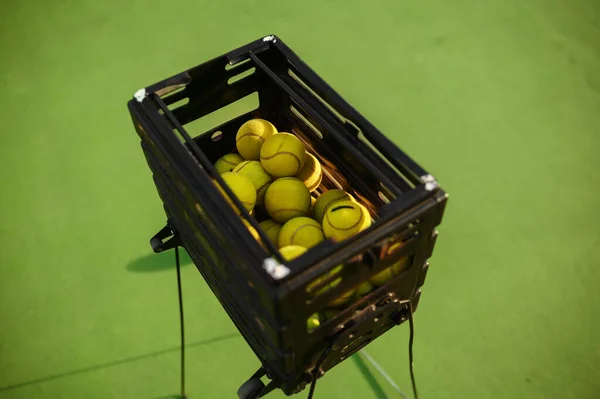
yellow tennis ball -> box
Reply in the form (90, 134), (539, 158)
(214, 153), (244, 174)
(295, 152), (322, 192)
(264, 177), (311, 223)
(258, 219), (282, 245)
(217, 172), (257, 213)
(236, 119), (277, 160)
(307, 313), (320, 331)
(369, 257), (410, 286)
(306, 265), (345, 303)
(307, 265), (356, 308)
(313, 189), (355, 223)
(279, 245), (307, 261)
(329, 289), (355, 308)
(233, 160), (272, 204)
(322, 200), (372, 242)
(327, 281), (372, 310)
(355, 281), (374, 297)
(278, 217), (325, 249)
(260, 133), (306, 177)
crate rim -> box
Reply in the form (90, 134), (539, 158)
(127, 33), (447, 286)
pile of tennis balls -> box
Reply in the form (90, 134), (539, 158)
(214, 118), (408, 331)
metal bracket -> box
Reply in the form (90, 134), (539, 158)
(150, 224), (180, 253)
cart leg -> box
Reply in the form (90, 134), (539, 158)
(237, 367), (268, 399)
(237, 377), (265, 399)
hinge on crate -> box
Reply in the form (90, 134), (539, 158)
(150, 224), (180, 253)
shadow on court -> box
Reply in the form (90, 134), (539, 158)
(352, 354), (389, 399)
(127, 250), (192, 273)
(0, 333), (240, 392)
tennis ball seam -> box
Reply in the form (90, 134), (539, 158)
(221, 157), (241, 167)
(256, 180), (271, 194)
(263, 224), (278, 235)
(275, 136), (286, 154)
(289, 224), (323, 244)
(260, 151), (303, 171)
(322, 200), (344, 216)
(324, 206), (364, 231)
(233, 160), (252, 172)
(314, 190), (354, 221)
(236, 133), (266, 143)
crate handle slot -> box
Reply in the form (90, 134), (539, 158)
(225, 57), (251, 71)
(228, 67), (256, 85)
(290, 105), (323, 139)
(156, 83), (187, 100)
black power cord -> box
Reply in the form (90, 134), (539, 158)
(172, 240), (419, 399)
(407, 301), (418, 399)
(175, 245), (187, 399)
(306, 343), (334, 399)
(307, 300), (419, 399)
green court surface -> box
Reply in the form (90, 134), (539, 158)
(1, 1), (599, 398)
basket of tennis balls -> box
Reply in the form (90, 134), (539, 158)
(130, 35), (448, 398)
(214, 118), (422, 330)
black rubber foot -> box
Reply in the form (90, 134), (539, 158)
(237, 377), (265, 399)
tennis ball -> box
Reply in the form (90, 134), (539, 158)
(279, 245), (307, 261)
(330, 280), (373, 308)
(305, 265), (343, 295)
(264, 177), (311, 223)
(260, 133), (306, 177)
(236, 119), (277, 160)
(278, 217), (325, 249)
(313, 189), (355, 223)
(214, 153), (244, 174)
(307, 313), (320, 331)
(356, 281), (374, 297)
(233, 160), (272, 204)
(369, 257), (410, 286)
(258, 219), (282, 245)
(329, 289), (355, 308)
(295, 152), (322, 192)
(217, 172), (257, 213)
(306, 265), (354, 308)
(322, 200), (372, 242)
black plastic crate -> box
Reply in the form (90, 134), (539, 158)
(128, 35), (448, 397)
